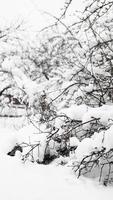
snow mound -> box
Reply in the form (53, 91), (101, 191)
(75, 125), (113, 161)
(82, 105), (113, 128)
(59, 104), (89, 120)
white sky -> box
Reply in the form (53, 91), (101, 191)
(0, 0), (83, 33)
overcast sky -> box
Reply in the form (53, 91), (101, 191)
(0, 0), (83, 33)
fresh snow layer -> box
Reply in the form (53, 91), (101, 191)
(0, 127), (112, 200)
(82, 105), (113, 128)
(0, 102), (113, 200)
(75, 125), (113, 161)
(59, 104), (113, 126)
(0, 128), (18, 155)
(59, 104), (89, 120)
(0, 155), (113, 200)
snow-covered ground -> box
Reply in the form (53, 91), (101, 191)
(0, 125), (112, 200)
(0, 155), (113, 200)
(0, 102), (113, 200)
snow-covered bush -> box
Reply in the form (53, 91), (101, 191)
(72, 125), (113, 185)
(1, 0), (113, 187)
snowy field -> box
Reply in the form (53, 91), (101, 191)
(0, 123), (113, 200)
(0, 154), (113, 200)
